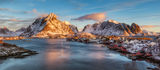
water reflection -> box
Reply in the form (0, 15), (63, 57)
(45, 39), (70, 70)
(0, 39), (156, 70)
(124, 61), (139, 70)
(88, 52), (106, 59)
(0, 59), (4, 64)
(45, 49), (70, 70)
(45, 49), (70, 64)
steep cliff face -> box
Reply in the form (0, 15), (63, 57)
(82, 20), (142, 36)
(19, 17), (46, 37)
(131, 23), (142, 34)
(20, 13), (78, 37)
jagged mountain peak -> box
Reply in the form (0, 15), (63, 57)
(108, 19), (119, 24)
(131, 23), (142, 34)
(45, 13), (57, 21)
(20, 13), (78, 37)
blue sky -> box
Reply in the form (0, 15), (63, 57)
(0, 0), (160, 32)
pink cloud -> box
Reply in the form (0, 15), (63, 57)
(141, 25), (160, 28)
(72, 12), (106, 22)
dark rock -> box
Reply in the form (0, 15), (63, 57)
(131, 23), (142, 34)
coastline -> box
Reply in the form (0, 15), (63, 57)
(0, 40), (38, 58)
(66, 34), (160, 69)
(0, 35), (159, 69)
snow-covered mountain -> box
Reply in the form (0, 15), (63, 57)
(141, 30), (160, 36)
(82, 20), (142, 36)
(15, 27), (26, 36)
(20, 13), (78, 37)
(0, 27), (17, 37)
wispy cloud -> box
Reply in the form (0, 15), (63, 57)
(72, 12), (106, 22)
(141, 25), (160, 32)
(0, 15), (14, 18)
(0, 8), (16, 12)
(0, 8), (47, 17)
(108, 14), (160, 21)
(0, 18), (35, 30)
(24, 9), (48, 17)
(0, 8), (29, 14)
(0, 7), (48, 30)
(141, 25), (160, 28)
(0, 18), (34, 23)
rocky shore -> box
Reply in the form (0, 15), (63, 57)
(67, 33), (160, 69)
(0, 40), (37, 58)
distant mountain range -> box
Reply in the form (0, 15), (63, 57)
(82, 20), (159, 36)
(0, 13), (159, 37)
(82, 20), (142, 36)
(0, 27), (17, 37)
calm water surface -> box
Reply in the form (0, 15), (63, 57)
(0, 39), (156, 70)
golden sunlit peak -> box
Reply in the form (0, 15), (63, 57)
(48, 13), (57, 18)
(43, 13), (58, 21)
(108, 19), (119, 24)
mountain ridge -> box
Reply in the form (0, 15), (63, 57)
(82, 20), (143, 36)
(20, 13), (78, 37)
(0, 13), (159, 37)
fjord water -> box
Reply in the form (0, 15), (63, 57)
(0, 39), (155, 70)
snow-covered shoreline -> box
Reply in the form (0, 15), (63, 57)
(0, 41), (37, 58)
(67, 34), (160, 68)
(122, 40), (160, 62)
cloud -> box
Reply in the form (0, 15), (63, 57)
(0, 15), (14, 18)
(0, 8), (16, 12)
(18, 8), (48, 17)
(0, 18), (34, 23)
(141, 25), (160, 28)
(72, 12), (106, 22)
(8, 19), (20, 22)
(0, 8), (48, 17)
(31, 9), (48, 17)
(141, 25), (160, 32)
(0, 18), (35, 31)
(0, 8), (9, 11)
(0, 8), (48, 30)
(0, 8), (28, 14)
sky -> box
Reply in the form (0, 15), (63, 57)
(0, 0), (160, 32)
